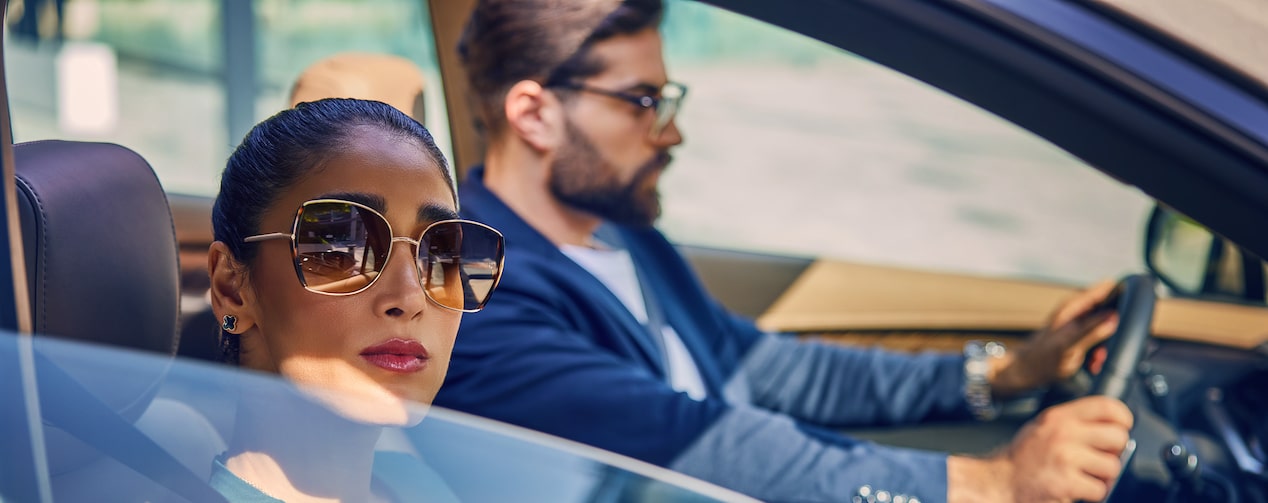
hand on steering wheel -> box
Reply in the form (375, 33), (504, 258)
(1088, 274), (1156, 399)
(1038, 275), (1155, 406)
(1083, 274), (1157, 503)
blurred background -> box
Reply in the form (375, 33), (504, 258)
(4, 0), (1151, 286)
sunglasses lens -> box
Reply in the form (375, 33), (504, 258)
(294, 202), (390, 294)
(419, 221), (504, 311)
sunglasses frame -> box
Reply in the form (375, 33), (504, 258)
(243, 198), (505, 313)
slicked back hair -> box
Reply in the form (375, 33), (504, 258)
(458, 0), (664, 141)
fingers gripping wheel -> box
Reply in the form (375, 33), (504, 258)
(1090, 274), (1157, 400)
(1089, 274), (1157, 503)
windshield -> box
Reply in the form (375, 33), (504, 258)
(0, 332), (745, 502)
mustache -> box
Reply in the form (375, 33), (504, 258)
(641, 151), (673, 175)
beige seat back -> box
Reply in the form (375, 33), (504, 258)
(289, 52), (427, 121)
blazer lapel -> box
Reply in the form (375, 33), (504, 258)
(459, 167), (668, 376)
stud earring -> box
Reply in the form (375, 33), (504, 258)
(221, 314), (238, 333)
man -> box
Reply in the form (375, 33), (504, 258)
(434, 1), (1133, 501)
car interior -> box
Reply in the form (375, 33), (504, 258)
(13, 139), (226, 501)
(4, 0), (1268, 502)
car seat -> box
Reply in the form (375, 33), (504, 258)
(14, 140), (226, 502)
(289, 51), (427, 122)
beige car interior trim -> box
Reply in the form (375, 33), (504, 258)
(428, 0), (481, 180)
(760, 259), (1268, 350)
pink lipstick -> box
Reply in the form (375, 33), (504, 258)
(360, 339), (429, 373)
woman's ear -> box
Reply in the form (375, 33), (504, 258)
(504, 80), (566, 152)
(208, 241), (258, 333)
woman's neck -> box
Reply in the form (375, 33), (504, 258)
(224, 391), (383, 502)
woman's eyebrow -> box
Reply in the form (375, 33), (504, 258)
(418, 204), (459, 223)
(317, 192), (386, 213)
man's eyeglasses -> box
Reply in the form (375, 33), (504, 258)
(244, 199), (505, 312)
(548, 81), (687, 139)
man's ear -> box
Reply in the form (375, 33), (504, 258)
(208, 241), (258, 333)
(504, 80), (565, 152)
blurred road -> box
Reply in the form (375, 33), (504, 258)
(660, 59), (1152, 285)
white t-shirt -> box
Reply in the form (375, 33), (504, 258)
(561, 244), (709, 401)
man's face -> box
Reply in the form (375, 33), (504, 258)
(548, 28), (683, 227)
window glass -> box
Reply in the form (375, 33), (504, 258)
(4, 0), (450, 197)
(1, 333), (741, 501)
(658, 0), (1153, 285)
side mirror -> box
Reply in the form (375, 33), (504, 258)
(1143, 204), (1266, 303)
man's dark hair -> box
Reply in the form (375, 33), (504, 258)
(458, 0), (664, 139)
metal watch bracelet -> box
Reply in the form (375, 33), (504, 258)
(963, 340), (1006, 421)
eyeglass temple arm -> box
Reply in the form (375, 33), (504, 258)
(243, 232), (291, 243)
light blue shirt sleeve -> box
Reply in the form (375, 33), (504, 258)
(669, 405), (948, 503)
(738, 334), (971, 426)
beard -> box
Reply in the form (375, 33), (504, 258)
(549, 120), (670, 228)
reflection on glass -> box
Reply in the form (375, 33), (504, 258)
(1, 334), (738, 502)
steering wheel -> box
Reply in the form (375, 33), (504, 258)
(1089, 274), (1156, 400)
(1085, 274), (1158, 503)
(1040, 274), (1157, 406)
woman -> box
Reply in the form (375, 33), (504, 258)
(206, 97), (504, 502)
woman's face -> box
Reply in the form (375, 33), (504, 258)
(239, 126), (460, 424)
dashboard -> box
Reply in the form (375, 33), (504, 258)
(1125, 339), (1268, 502)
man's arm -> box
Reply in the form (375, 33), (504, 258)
(671, 404), (949, 502)
(734, 279), (1125, 426)
(436, 289), (953, 502)
(738, 332), (971, 426)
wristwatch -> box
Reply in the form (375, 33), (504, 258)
(963, 340), (1006, 421)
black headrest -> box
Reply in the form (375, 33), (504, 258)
(13, 140), (181, 475)
(14, 140), (180, 357)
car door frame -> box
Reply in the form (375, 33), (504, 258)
(1, 0), (52, 499)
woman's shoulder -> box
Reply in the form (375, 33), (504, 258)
(208, 454), (285, 503)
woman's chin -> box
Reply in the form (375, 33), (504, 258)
(295, 380), (431, 427)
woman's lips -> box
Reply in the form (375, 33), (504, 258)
(360, 338), (429, 373)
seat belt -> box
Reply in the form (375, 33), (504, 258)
(33, 351), (229, 503)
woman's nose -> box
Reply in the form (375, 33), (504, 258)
(376, 240), (429, 318)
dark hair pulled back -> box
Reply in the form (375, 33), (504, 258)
(212, 97), (453, 363)
(213, 97), (452, 265)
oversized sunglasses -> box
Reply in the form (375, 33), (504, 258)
(244, 199), (505, 312)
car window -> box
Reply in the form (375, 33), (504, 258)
(3, 0), (452, 196)
(0, 332), (744, 502)
(658, 0), (1154, 286)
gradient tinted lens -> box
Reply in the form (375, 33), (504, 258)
(418, 221), (504, 311)
(294, 202), (390, 294)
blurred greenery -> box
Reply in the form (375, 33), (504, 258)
(86, 0), (836, 82)
(92, 0), (435, 89)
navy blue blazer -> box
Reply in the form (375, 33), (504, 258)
(434, 167), (971, 502)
